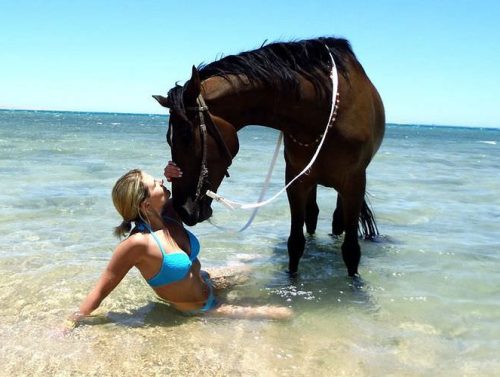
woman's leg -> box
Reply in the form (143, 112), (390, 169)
(201, 267), (293, 320)
(209, 304), (293, 320)
(203, 266), (251, 290)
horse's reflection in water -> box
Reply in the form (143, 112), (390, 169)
(155, 37), (385, 279)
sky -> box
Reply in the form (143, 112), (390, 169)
(1, 0), (499, 128)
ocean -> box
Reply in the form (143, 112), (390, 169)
(0, 109), (499, 376)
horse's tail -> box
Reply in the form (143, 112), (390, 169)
(358, 198), (379, 240)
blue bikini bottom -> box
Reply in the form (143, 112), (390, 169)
(184, 271), (219, 315)
(156, 271), (219, 315)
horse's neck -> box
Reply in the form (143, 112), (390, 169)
(202, 76), (275, 130)
(202, 76), (321, 132)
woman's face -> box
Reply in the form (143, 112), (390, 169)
(141, 173), (170, 213)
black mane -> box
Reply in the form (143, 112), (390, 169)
(167, 37), (356, 119)
(200, 37), (354, 96)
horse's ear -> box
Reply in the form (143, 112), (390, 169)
(183, 65), (201, 103)
(153, 95), (170, 108)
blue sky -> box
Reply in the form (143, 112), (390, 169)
(1, 0), (499, 127)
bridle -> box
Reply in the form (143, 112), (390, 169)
(184, 94), (234, 204)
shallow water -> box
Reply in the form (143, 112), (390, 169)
(1, 110), (499, 376)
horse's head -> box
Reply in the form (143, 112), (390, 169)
(154, 66), (239, 226)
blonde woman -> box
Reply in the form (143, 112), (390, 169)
(70, 162), (292, 326)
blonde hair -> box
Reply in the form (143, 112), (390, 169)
(112, 169), (149, 238)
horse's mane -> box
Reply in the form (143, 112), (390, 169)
(200, 37), (354, 96)
(167, 37), (356, 119)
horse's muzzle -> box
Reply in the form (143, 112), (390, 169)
(175, 197), (213, 226)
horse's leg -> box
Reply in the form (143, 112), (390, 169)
(285, 170), (311, 274)
(332, 194), (344, 236)
(305, 184), (319, 235)
(340, 173), (367, 277)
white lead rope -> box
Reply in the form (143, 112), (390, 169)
(206, 47), (339, 215)
(208, 132), (283, 232)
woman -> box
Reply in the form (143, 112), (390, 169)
(69, 162), (292, 326)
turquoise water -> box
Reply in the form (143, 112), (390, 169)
(0, 110), (499, 376)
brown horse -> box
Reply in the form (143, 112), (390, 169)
(154, 37), (385, 277)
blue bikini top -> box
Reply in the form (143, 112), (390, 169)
(136, 221), (200, 287)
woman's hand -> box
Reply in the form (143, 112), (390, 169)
(50, 311), (84, 338)
(164, 161), (183, 182)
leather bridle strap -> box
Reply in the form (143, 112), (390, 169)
(186, 94), (233, 203)
(187, 94), (233, 175)
(194, 121), (208, 203)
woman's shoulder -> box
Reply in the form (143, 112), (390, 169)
(107, 232), (150, 267)
(116, 232), (150, 254)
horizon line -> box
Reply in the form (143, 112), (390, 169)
(1, 107), (499, 130)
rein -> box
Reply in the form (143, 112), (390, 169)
(206, 46), (339, 212)
(186, 95), (232, 204)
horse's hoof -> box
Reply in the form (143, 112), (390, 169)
(350, 274), (365, 289)
(285, 269), (299, 278)
(329, 233), (343, 240)
(347, 270), (359, 277)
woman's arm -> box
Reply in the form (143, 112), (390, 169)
(75, 239), (142, 318)
(162, 160), (184, 224)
